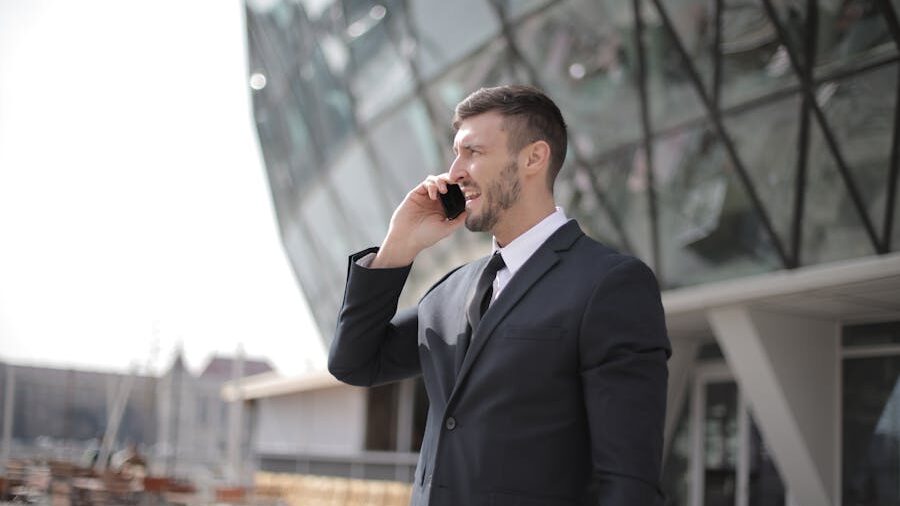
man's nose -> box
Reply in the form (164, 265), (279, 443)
(448, 156), (466, 182)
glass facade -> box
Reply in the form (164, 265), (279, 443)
(843, 322), (900, 506)
(246, 0), (900, 341)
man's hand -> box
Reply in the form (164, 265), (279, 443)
(372, 174), (467, 268)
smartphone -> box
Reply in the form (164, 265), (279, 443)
(439, 184), (466, 220)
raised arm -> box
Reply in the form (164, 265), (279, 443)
(328, 175), (467, 386)
(328, 248), (421, 386)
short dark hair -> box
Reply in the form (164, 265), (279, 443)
(453, 85), (568, 188)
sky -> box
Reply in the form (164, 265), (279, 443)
(0, 0), (327, 377)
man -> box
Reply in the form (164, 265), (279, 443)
(329, 85), (670, 505)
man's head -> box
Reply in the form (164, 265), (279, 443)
(453, 85), (568, 189)
(448, 85), (567, 242)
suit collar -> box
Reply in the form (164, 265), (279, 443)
(451, 220), (584, 396)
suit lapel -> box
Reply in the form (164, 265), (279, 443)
(450, 220), (584, 396)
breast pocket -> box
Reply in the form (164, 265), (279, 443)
(501, 325), (566, 341)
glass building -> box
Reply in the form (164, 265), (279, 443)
(243, 0), (900, 504)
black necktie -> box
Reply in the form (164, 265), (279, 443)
(457, 252), (506, 374)
(467, 252), (506, 332)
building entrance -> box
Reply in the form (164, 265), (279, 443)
(688, 363), (788, 506)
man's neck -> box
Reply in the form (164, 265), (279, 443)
(492, 201), (557, 247)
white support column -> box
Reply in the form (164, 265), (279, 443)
(664, 337), (700, 460)
(707, 305), (839, 506)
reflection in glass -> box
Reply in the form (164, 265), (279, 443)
(579, 146), (651, 260)
(514, 0), (643, 159)
(283, 225), (342, 341)
(718, 2), (798, 108)
(722, 94), (801, 251)
(328, 141), (393, 248)
(844, 321), (900, 348)
(427, 38), (531, 127)
(844, 354), (900, 505)
(816, 66), (897, 240)
(301, 184), (354, 284)
(655, 0), (715, 96)
(653, 127), (781, 287)
(814, 0), (892, 75)
(408, 0), (500, 80)
(370, 100), (444, 194)
(662, 392), (691, 506)
(501, 0), (554, 21)
(748, 415), (786, 506)
(705, 382), (738, 506)
(343, 2), (415, 122)
(643, 0), (706, 132)
(801, 113), (880, 266)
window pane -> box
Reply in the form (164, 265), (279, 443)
(329, 141), (393, 248)
(814, 1), (894, 76)
(427, 38), (531, 126)
(370, 100), (444, 193)
(807, 66), (898, 257)
(408, 0), (500, 80)
(843, 354), (900, 505)
(748, 415), (786, 506)
(705, 382), (738, 506)
(514, 0), (644, 159)
(499, 0), (554, 21)
(661, 391), (691, 506)
(563, 146), (652, 260)
(644, 0), (706, 132)
(344, 3), (415, 123)
(844, 321), (900, 347)
(653, 126), (782, 288)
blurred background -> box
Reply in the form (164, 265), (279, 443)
(2, 0), (900, 505)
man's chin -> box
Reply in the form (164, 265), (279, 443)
(464, 212), (494, 233)
(464, 214), (483, 232)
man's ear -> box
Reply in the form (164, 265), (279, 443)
(521, 140), (551, 177)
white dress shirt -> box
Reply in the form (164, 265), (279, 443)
(490, 207), (569, 304)
(357, 207), (570, 306)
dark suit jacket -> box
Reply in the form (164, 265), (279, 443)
(329, 220), (671, 506)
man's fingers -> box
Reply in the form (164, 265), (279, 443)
(423, 174), (451, 200)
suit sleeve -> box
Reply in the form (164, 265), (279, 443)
(328, 247), (422, 387)
(579, 256), (671, 505)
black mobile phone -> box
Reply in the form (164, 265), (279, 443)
(439, 184), (466, 220)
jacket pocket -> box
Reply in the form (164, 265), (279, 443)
(501, 325), (565, 341)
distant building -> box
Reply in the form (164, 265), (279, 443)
(223, 371), (424, 482)
(0, 352), (272, 480)
(156, 353), (273, 478)
(0, 361), (157, 454)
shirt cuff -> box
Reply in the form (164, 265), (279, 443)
(355, 252), (377, 268)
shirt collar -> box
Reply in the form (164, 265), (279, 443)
(492, 207), (569, 277)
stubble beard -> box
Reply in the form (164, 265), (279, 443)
(465, 159), (522, 233)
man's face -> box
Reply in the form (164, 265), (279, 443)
(449, 111), (522, 233)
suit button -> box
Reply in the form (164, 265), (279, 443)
(445, 416), (457, 430)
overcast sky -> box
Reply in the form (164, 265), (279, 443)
(0, 0), (326, 376)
